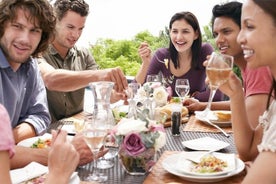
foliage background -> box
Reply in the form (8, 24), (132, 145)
(90, 25), (241, 78)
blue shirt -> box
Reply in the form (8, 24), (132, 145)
(0, 48), (50, 135)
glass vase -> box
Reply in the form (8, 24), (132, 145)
(118, 146), (156, 175)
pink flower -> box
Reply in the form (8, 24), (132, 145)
(122, 133), (146, 156)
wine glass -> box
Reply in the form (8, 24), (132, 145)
(198, 52), (233, 118)
(82, 115), (108, 182)
(175, 79), (190, 103)
(144, 74), (160, 119)
(127, 82), (141, 119)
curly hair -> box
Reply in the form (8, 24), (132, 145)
(0, 0), (56, 57)
(54, 0), (89, 20)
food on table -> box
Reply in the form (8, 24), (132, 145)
(158, 103), (188, 118)
(214, 111), (231, 121)
(192, 155), (228, 173)
(31, 138), (51, 148)
(23, 174), (46, 184)
(112, 107), (127, 123)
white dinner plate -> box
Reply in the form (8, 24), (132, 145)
(10, 162), (80, 184)
(175, 152), (236, 176)
(17, 133), (73, 148)
(162, 152), (245, 183)
(17, 133), (52, 148)
(195, 110), (232, 128)
(181, 137), (230, 151)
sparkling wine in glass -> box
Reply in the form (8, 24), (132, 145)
(175, 79), (190, 103)
(82, 115), (108, 182)
(201, 52), (233, 118)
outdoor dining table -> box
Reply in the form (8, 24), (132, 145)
(49, 112), (246, 184)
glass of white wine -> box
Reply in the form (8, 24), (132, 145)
(82, 115), (108, 182)
(175, 79), (190, 103)
(200, 52), (233, 118)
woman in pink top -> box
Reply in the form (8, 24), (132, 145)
(0, 104), (79, 184)
(0, 104), (15, 183)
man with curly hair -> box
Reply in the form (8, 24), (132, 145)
(0, 0), (55, 143)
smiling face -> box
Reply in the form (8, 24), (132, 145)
(0, 8), (42, 70)
(237, 0), (276, 71)
(169, 19), (198, 54)
(213, 17), (242, 59)
(53, 10), (86, 52)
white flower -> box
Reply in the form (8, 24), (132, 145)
(116, 118), (149, 135)
(137, 87), (147, 99)
(153, 86), (168, 107)
(155, 131), (166, 151)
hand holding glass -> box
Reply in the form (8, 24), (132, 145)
(201, 52), (233, 117)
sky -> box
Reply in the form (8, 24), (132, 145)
(77, 0), (244, 47)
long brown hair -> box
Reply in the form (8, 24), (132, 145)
(253, 0), (276, 109)
(168, 11), (202, 70)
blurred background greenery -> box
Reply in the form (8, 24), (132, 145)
(90, 24), (241, 79)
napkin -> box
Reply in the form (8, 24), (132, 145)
(10, 162), (80, 184)
(10, 162), (48, 184)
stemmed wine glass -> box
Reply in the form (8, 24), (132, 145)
(144, 74), (160, 119)
(175, 79), (190, 103)
(82, 115), (108, 182)
(127, 82), (141, 119)
(198, 52), (233, 118)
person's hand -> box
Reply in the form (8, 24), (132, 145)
(184, 98), (205, 112)
(46, 130), (79, 183)
(138, 42), (151, 64)
(218, 71), (243, 98)
(110, 90), (128, 103)
(71, 133), (108, 166)
(99, 67), (128, 92)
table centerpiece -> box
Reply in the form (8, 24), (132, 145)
(110, 108), (166, 175)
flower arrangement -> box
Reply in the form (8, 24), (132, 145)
(110, 114), (166, 175)
(137, 81), (169, 107)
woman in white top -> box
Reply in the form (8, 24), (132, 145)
(218, 0), (276, 183)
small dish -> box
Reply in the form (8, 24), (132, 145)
(181, 137), (230, 151)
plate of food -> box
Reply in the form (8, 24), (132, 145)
(176, 152), (236, 176)
(112, 105), (128, 123)
(17, 133), (52, 148)
(17, 133), (73, 148)
(210, 110), (232, 127)
(162, 152), (245, 183)
(155, 103), (189, 120)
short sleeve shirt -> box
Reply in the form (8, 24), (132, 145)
(0, 104), (15, 158)
(40, 44), (99, 121)
(241, 66), (272, 98)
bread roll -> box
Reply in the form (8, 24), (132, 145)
(158, 104), (189, 118)
(214, 111), (231, 121)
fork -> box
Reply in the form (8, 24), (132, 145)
(183, 150), (216, 164)
(195, 111), (230, 138)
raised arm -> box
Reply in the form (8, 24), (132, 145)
(135, 42), (152, 84)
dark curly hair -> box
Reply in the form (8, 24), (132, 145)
(0, 0), (56, 57)
(54, 0), (89, 20)
(168, 11), (202, 70)
(211, 1), (242, 35)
